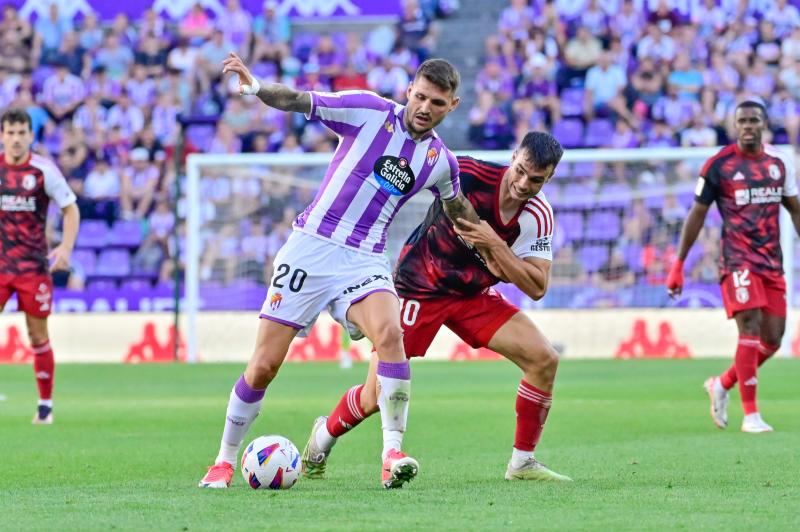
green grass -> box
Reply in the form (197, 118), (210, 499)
(1, 360), (799, 531)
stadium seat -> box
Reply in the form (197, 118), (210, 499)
(578, 245), (609, 273)
(560, 88), (584, 118)
(584, 211), (622, 241)
(555, 212), (583, 242)
(94, 249), (132, 277)
(559, 182), (595, 209)
(551, 119), (584, 149)
(75, 220), (109, 249)
(85, 278), (118, 292)
(595, 183), (632, 208)
(71, 249), (98, 277)
(108, 220), (143, 248)
(120, 279), (154, 291)
(583, 119), (615, 148)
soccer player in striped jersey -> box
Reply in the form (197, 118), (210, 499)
(667, 100), (800, 433)
(200, 53), (483, 489)
(0, 108), (80, 425)
(302, 132), (572, 482)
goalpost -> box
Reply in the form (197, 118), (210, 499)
(184, 146), (797, 363)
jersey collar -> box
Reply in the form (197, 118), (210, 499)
(733, 143), (764, 160)
(0, 152), (32, 168)
(396, 107), (435, 142)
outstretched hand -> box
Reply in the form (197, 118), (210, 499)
(222, 52), (258, 95)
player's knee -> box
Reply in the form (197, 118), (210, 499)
(524, 344), (559, 378)
(370, 323), (404, 354)
(247, 353), (282, 387)
(27, 331), (48, 346)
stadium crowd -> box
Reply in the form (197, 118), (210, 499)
(3, 0), (799, 309)
(0, 0), (452, 295)
(476, 0), (800, 308)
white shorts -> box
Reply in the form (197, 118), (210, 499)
(260, 230), (397, 340)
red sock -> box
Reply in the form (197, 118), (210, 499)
(514, 380), (552, 452)
(32, 341), (55, 401)
(734, 335), (760, 415)
(720, 341), (778, 390)
(326, 385), (368, 438)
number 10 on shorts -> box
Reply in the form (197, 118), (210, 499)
(399, 298), (420, 326)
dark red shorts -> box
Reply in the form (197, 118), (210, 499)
(0, 274), (53, 318)
(720, 269), (786, 319)
(399, 288), (520, 358)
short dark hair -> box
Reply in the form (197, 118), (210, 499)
(414, 58), (460, 95)
(1, 108), (32, 131)
(518, 132), (563, 170)
(735, 100), (768, 123)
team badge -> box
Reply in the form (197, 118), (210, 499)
(384, 121), (394, 133)
(768, 164), (781, 180)
(426, 147), (439, 166)
(270, 292), (283, 310)
(22, 174), (36, 190)
(735, 286), (749, 304)
(373, 155), (415, 196)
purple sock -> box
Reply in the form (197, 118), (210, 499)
(377, 361), (410, 380)
(234, 374), (266, 403)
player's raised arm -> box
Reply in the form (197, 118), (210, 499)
(222, 52), (311, 114)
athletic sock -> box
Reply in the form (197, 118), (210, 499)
(321, 384), (367, 451)
(720, 340), (778, 390)
(216, 375), (266, 467)
(734, 335), (760, 415)
(512, 380), (552, 465)
(32, 341), (55, 404)
(376, 361), (410, 458)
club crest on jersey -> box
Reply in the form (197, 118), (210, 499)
(735, 287), (749, 304)
(269, 292), (283, 310)
(768, 164), (781, 180)
(426, 147), (439, 166)
(383, 121), (394, 133)
(22, 174), (36, 190)
(373, 155), (415, 196)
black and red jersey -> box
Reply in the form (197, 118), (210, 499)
(0, 153), (76, 275)
(394, 156), (554, 298)
(695, 143), (797, 276)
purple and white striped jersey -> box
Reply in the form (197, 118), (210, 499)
(294, 90), (460, 254)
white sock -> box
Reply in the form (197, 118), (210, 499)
(511, 447), (534, 468)
(38, 399), (53, 408)
(377, 374), (410, 458)
(713, 377), (726, 396)
(216, 383), (264, 467)
(315, 423), (337, 452)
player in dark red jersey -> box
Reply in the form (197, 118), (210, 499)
(666, 101), (800, 433)
(301, 132), (571, 482)
(0, 108), (80, 425)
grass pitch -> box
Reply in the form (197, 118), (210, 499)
(1, 360), (799, 531)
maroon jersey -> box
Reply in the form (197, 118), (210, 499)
(394, 156), (554, 298)
(695, 143), (797, 276)
(0, 153), (76, 275)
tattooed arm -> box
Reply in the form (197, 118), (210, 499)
(222, 52), (311, 114)
(441, 190), (480, 227)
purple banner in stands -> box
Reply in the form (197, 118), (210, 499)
(10, 0), (401, 21)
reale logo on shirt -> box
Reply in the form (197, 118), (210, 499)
(373, 156), (415, 196)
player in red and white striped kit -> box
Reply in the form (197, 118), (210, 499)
(667, 101), (800, 433)
(301, 132), (571, 482)
(0, 108), (80, 424)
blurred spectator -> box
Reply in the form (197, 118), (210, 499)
(87, 66), (122, 107)
(667, 53), (702, 101)
(636, 23), (676, 64)
(469, 92), (514, 149)
(217, 0), (252, 52)
(765, 0), (800, 39)
(135, 36), (168, 78)
(397, 0), (436, 61)
(77, 12), (103, 54)
(583, 50), (635, 126)
(476, 59), (514, 103)
(691, 0), (727, 39)
(253, 0), (291, 47)
(167, 38), (199, 76)
(41, 62), (85, 124)
(551, 246), (588, 287)
(94, 34), (134, 81)
(73, 95), (107, 145)
(498, 0), (535, 42)
(681, 115), (718, 147)
(83, 156), (121, 224)
(180, 3), (214, 42)
(126, 65), (157, 109)
(34, 3), (73, 65)
(121, 147), (159, 220)
(56, 32), (88, 78)
(107, 91), (145, 139)
(559, 26), (602, 88)
(367, 56), (409, 101)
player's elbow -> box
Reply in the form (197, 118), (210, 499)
(527, 281), (548, 301)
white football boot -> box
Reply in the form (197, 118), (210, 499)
(741, 413), (773, 433)
(703, 377), (729, 429)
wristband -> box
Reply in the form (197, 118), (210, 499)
(241, 77), (261, 95)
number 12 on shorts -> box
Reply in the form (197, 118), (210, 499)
(732, 269), (751, 288)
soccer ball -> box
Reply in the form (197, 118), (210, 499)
(241, 435), (301, 490)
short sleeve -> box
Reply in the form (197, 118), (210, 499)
(769, 146), (799, 197)
(37, 158), (77, 208)
(511, 198), (553, 261)
(306, 90), (394, 136)
(695, 156), (720, 206)
(431, 147), (460, 202)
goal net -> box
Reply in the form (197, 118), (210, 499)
(184, 146), (797, 362)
